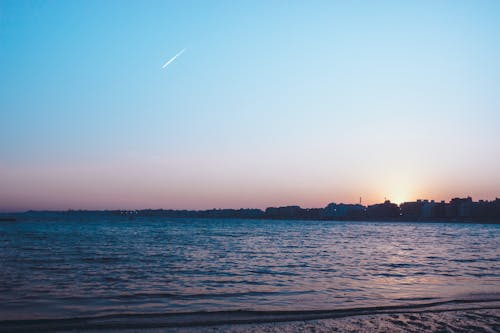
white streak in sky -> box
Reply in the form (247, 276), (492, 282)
(162, 48), (186, 69)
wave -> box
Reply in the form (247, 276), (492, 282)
(24, 289), (314, 302)
(1, 298), (499, 332)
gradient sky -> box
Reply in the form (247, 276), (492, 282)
(1, 0), (499, 211)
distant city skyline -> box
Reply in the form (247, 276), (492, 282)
(2, 194), (499, 213)
(5, 196), (499, 224)
(1, 1), (499, 212)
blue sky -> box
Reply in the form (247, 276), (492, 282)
(1, 0), (499, 210)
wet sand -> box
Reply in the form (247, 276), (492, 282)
(90, 308), (500, 333)
(2, 311), (499, 332)
(171, 308), (500, 333)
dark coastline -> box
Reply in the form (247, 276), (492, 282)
(3, 215), (499, 225)
(3, 196), (499, 223)
(2, 214), (500, 224)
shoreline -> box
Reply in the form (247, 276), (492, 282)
(2, 299), (499, 333)
(169, 308), (500, 333)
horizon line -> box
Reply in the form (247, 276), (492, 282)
(2, 195), (499, 214)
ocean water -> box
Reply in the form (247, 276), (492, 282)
(0, 217), (499, 322)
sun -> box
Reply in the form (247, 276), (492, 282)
(391, 195), (409, 205)
(386, 188), (413, 205)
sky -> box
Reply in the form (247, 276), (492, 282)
(1, 0), (499, 211)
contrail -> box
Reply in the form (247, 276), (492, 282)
(162, 48), (186, 69)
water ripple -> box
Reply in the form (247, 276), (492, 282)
(0, 218), (498, 320)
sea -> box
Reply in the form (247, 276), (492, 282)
(0, 216), (499, 330)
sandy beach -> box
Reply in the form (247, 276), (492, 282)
(174, 308), (500, 333)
